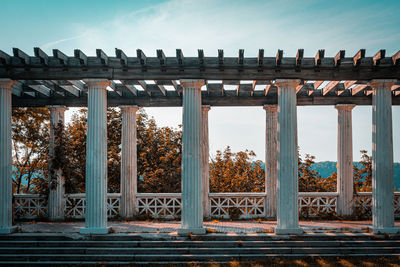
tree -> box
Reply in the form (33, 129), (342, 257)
(353, 150), (372, 192)
(209, 146), (265, 192)
(12, 107), (49, 194)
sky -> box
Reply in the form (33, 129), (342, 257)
(1, 0), (399, 162)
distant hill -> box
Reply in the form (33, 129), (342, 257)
(311, 161), (400, 191)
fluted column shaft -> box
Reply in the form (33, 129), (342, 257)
(202, 106), (211, 218)
(179, 79), (205, 235)
(120, 105), (139, 218)
(275, 79), (303, 235)
(336, 104), (355, 217)
(264, 105), (278, 219)
(80, 79), (110, 235)
(0, 80), (17, 234)
(48, 106), (67, 221)
(370, 79), (397, 234)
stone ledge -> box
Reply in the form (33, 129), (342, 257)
(274, 227), (304, 235)
(178, 227), (206, 236)
(80, 227), (111, 235)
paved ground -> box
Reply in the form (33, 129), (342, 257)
(15, 220), (400, 234)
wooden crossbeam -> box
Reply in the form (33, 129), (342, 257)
(236, 83), (252, 96)
(353, 49), (365, 67)
(276, 50), (283, 69)
(137, 49), (147, 70)
(39, 80), (66, 96)
(322, 81), (340, 95)
(206, 82), (224, 96)
(74, 49), (87, 66)
(68, 80), (87, 92)
(296, 49), (304, 71)
(393, 50), (400, 65)
(373, 50), (386, 66)
(96, 49), (108, 65)
(238, 49), (244, 70)
(138, 80), (151, 96)
(176, 49), (184, 71)
(351, 84), (368, 95)
(53, 49), (68, 65)
(115, 48), (128, 66)
(28, 83), (51, 97)
(52, 80), (80, 97)
(315, 49), (325, 67)
(11, 83), (23, 97)
(218, 49), (224, 70)
(34, 47), (48, 65)
(157, 49), (166, 71)
(13, 48), (30, 64)
(0, 50), (11, 65)
(344, 80), (357, 90)
(120, 80), (138, 96)
(155, 80), (167, 96)
(198, 49), (205, 71)
(334, 50), (345, 67)
(171, 80), (182, 96)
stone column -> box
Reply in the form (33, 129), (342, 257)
(0, 79), (18, 234)
(120, 105), (139, 218)
(178, 79), (206, 235)
(80, 79), (110, 235)
(264, 105), (278, 219)
(48, 106), (68, 221)
(370, 79), (398, 234)
(335, 104), (356, 217)
(202, 105), (211, 218)
(275, 79), (303, 235)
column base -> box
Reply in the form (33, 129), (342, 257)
(80, 227), (111, 235)
(371, 227), (399, 234)
(0, 226), (19, 235)
(275, 227), (303, 235)
(178, 227), (206, 236)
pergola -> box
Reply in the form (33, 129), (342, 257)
(0, 47), (399, 235)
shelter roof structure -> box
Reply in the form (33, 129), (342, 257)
(1, 48), (399, 107)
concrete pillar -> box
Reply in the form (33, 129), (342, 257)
(335, 104), (355, 217)
(0, 79), (18, 234)
(48, 106), (68, 221)
(120, 105), (139, 218)
(179, 79), (206, 235)
(370, 79), (398, 234)
(80, 79), (110, 235)
(202, 105), (211, 218)
(264, 105), (278, 219)
(275, 79), (303, 235)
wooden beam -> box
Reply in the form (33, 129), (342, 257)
(257, 49), (264, 71)
(238, 49), (244, 71)
(115, 48), (128, 66)
(344, 80), (357, 90)
(138, 80), (151, 96)
(155, 80), (167, 96)
(52, 80), (80, 97)
(157, 49), (166, 71)
(351, 84), (368, 95)
(13, 48), (30, 64)
(334, 50), (345, 67)
(322, 81), (340, 96)
(74, 49), (87, 66)
(68, 80), (87, 92)
(171, 80), (182, 96)
(198, 49), (205, 71)
(176, 49), (184, 71)
(218, 49), (224, 70)
(296, 49), (304, 71)
(53, 49), (68, 65)
(276, 49), (283, 69)
(392, 50), (400, 65)
(0, 50), (11, 65)
(353, 49), (365, 67)
(373, 49), (386, 66)
(315, 49), (325, 67)
(137, 49), (147, 71)
(96, 49), (108, 65)
(34, 47), (48, 65)
(120, 80), (138, 96)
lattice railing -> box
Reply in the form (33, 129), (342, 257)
(136, 193), (181, 219)
(14, 194), (47, 219)
(355, 192), (400, 218)
(64, 193), (121, 219)
(298, 192), (338, 217)
(209, 192), (266, 219)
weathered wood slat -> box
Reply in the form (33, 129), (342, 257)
(34, 47), (48, 65)
(322, 81), (340, 96)
(0, 50), (11, 65)
(53, 49), (69, 65)
(353, 49), (365, 67)
(96, 49), (108, 65)
(373, 50), (386, 66)
(74, 49), (87, 66)
(115, 48), (128, 66)
(13, 48), (30, 64)
(334, 50), (345, 67)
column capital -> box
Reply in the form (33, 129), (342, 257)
(120, 105), (139, 113)
(369, 79), (397, 90)
(202, 105), (211, 112)
(275, 79), (301, 89)
(335, 104), (356, 111)
(263, 104), (278, 112)
(180, 79), (205, 89)
(0, 79), (18, 90)
(83, 79), (111, 89)
(46, 105), (68, 112)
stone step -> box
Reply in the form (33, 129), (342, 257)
(1, 239), (400, 248)
(2, 246), (400, 255)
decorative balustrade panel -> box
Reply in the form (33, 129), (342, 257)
(298, 192), (338, 217)
(209, 193), (266, 219)
(14, 194), (47, 219)
(355, 192), (400, 218)
(64, 193), (120, 219)
(136, 193), (181, 219)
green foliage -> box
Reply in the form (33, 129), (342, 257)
(353, 150), (372, 192)
(298, 154), (336, 192)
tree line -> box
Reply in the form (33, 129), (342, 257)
(12, 107), (372, 195)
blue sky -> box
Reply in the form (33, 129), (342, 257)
(1, 0), (399, 162)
